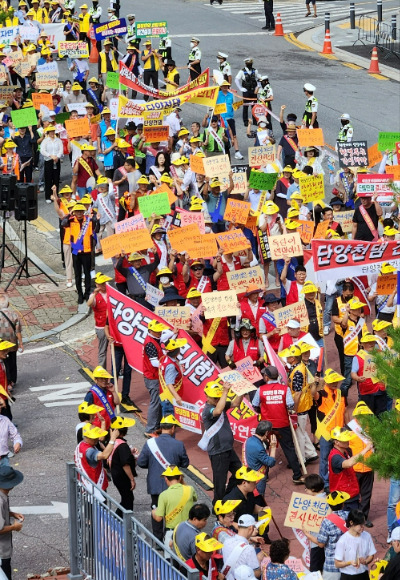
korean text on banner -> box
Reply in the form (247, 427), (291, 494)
(35, 72), (59, 90)
(234, 356), (263, 384)
(106, 71), (120, 90)
(284, 492), (331, 533)
(65, 118), (90, 138)
(299, 174), (325, 203)
(190, 155), (205, 175)
(297, 221), (315, 245)
(357, 174), (394, 197)
(268, 233), (303, 261)
(227, 265), (264, 294)
(11, 107), (37, 128)
(202, 290), (240, 319)
(93, 18), (127, 40)
(186, 234), (218, 260)
(145, 284), (164, 308)
(378, 132), (400, 152)
(100, 229), (153, 259)
(314, 220), (329, 240)
(143, 125), (169, 143)
(216, 229), (251, 254)
(311, 239), (400, 282)
(220, 171), (247, 195)
(115, 214), (146, 235)
(135, 21), (168, 37)
(387, 166), (400, 181)
(152, 183), (177, 205)
(214, 103), (227, 115)
(203, 154), (231, 179)
(273, 301), (309, 332)
(138, 192), (171, 218)
(32, 93), (53, 110)
(167, 224), (201, 253)
(333, 211), (354, 234)
(337, 141), (368, 168)
(155, 306), (192, 330)
(376, 274), (397, 295)
(248, 170), (278, 191)
(223, 198), (251, 224)
(296, 128), (324, 148)
(248, 145), (276, 168)
(58, 41), (89, 58)
(218, 369), (257, 396)
(180, 210), (205, 234)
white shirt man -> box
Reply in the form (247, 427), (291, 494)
(222, 514), (261, 579)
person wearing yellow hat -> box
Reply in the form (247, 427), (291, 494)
(1, 140), (20, 181)
(76, 400), (105, 442)
(372, 318), (393, 352)
(185, 532), (223, 577)
(201, 380), (244, 502)
(137, 415), (190, 541)
(151, 464), (197, 545)
(87, 272), (112, 367)
(91, 176), (115, 251)
(158, 337), (188, 417)
(352, 187), (382, 241)
(101, 127), (118, 178)
(83, 365), (120, 432)
(368, 262), (397, 323)
(223, 467), (266, 523)
(338, 296), (368, 395)
(258, 200), (284, 287)
(203, 115), (228, 158)
(301, 280), (323, 346)
(71, 142), (100, 197)
(115, 248), (159, 305)
(107, 416), (138, 512)
(97, 106), (117, 151)
(74, 422), (119, 497)
(212, 500), (242, 543)
(86, 77), (102, 115)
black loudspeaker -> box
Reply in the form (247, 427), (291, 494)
(14, 183), (38, 221)
(0, 175), (16, 212)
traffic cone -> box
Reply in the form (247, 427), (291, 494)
(368, 47), (381, 73)
(89, 27), (99, 64)
(274, 13), (284, 36)
(321, 29), (334, 55)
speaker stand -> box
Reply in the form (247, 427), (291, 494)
(0, 212), (22, 281)
(5, 220), (59, 291)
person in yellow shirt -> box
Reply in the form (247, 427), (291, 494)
(98, 39), (118, 82)
(338, 297), (367, 396)
(78, 3), (91, 43)
(30, 0), (44, 22)
(141, 40), (162, 91)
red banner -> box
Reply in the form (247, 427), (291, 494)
(119, 63), (210, 99)
(356, 174), (394, 197)
(106, 286), (257, 443)
(311, 239), (400, 282)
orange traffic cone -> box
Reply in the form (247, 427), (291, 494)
(368, 47), (381, 73)
(89, 27), (99, 64)
(274, 13), (284, 36)
(321, 29), (334, 55)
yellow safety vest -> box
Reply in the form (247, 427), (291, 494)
(165, 67), (179, 92)
(79, 12), (91, 33)
(289, 362), (312, 414)
(4, 17), (19, 27)
(340, 318), (367, 356)
(334, 296), (348, 335)
(142, 49), (160, 71)
(99, 51), (118, 74)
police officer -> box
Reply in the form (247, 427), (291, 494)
(256, 74), (273, 130)
(89, 0), (102, 52)
(126, 14), (140, 50)
(217, 52), (231, 84)
(302, 83), (318, 128)
(188, 37), (201, 80)
(159, 34), (172, 77)
(235, 58), (260, 127)
(337, 113), (354, 143)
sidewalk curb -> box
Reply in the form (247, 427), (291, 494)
(24, 306), (91, 344)
(297, 24), (400, 82)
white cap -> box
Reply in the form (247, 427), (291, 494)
(244, 57), (253, 63)
(218, 52), (228, 59)
(260, 75), (269, 81)
(286, 319), (301, 329)
(237, 514), (260, 528)
(390, 527), (400, 541)
(340, 113), (351, 120)
(304, 83), (316, 92)
(234, 565), (258, 580)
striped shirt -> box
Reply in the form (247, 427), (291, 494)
(0, 415), (22, 456)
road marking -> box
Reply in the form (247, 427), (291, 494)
(11, 502), (68, 518)
(170, 32), (280, 37)
(341, 62), (363, 69)
(285, 33), (315, 51)
(30, 382), (89, 406)
(31, 216), (56, 233)
(321, 54), (339, 60)
(368, 73), (389, 80)
(21, 332), (95, 355)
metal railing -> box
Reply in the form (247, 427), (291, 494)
(354, 15), (400, 58)
(67, 462), (200, 580)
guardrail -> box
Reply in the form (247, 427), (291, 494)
(67, 462), (199, 580)
(354, 15), (400, 59)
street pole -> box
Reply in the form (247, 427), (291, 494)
(350, 2), (356, 30)
(325, 12), (330, 33)
(377, 0), (382, 23)
(392, 15), (397, 40)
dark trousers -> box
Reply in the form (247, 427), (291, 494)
(112, 345), (132, 397)
(210, 449), (242, 502)
(189, 63), (201, 80)
(242, 92), (257, 126)
(334, 333), (344, 374)
(4, 350), (17, 385)
(115, 479), (134, 514)
(356, 470), (374, 519)
(44, 159), (60, 200)
(275, 426), (302, 480)
(116, 282), (127, 295)
(19, 156), (33, 183)
(310, 546), (325, 572)
(143, 70), (158, 89)
(208, 345), (228, 368)
(72, 252), (92, 299)
(150, 494), (164, 541)
(264, 0), (275, 28)
(1, 558), (11, 580)
(359, 392), (388, 417)
(343, 495), (360, 512)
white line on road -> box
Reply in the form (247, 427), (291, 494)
(11, 502), (69, 518)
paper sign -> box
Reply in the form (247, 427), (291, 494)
(143, 118), (163, 128)
(214, 102), (227, 115)
(174, 401), (202, 434)
(314, 220), (329, 240)
(284, 492), (330, 532)
(362, 354), (378, 380)
(143, 125), (169, 143)
(135, 20), (168, 38)
(186, 233), (218, 259)
(248, 145), (276, 168)
(66, 102), (90, 115)
(55, 112), (70, 124)
(219, 369), (257, 395)
(94, 18), (128, 40)
(367, 143), (383, 168)
(58, 40), (89, 58)
(19, 25), (39, 41)
(0, 86), (18, 102)
(273, 301), (309, 332)
(232, 99), (243, 111)
(246, 214), (258, 236)
(203, 154), (231, 179)
(32, 92), (53, 111)
(248, 170), (278, 191)
(299, 175), (325, 203)
(36, 72), (59, 90)
(268, 233), (303, 261)
(357, 174), (394, 197)
(337, 141), (368, 168)
(333, 210), (354, 234)
(145, 283), (164, 308)
(216, 229), (251, 254)
(155, 306), (191, 330)
(297, 128), (324, 148)
(167, 224), (201, 253)
(115, 213), (146, 234)
(223, 198), (251, 224)
(190, 154), (205, 175)
(386, 165), (400, 181)
(376, 274), (397, 295)
(378, 132), (400, 152)
(152, 183), (178, 206)
(138, 192), (171, 218)
(297, 220), (315, 245)
(13, 59), (33, 78)
(65, 117), (90, 138)
(202, 290), (240, 319)
(235, 356), (263, 384)
(100, 228), (153, 259)
(106, 71), (120, 90)
(180, 210), (205, 234)
(11, 107), (37, 128)
(227, 265), (264, 294)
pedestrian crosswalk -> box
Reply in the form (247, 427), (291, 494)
(205, 0), (354, 34)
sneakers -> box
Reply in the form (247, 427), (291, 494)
(39, 185), (44, 192)
(45, 199), (51, 204)
(234, 151), (244, 160)
(293, 476), (305, 484)
(305, 455), (319, 465)
(324, 325), (330, 336)
(365, 520), (374, 528)
(66, 281), (72, 288)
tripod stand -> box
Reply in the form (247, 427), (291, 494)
(0, 212), (22, 281)
(5, 219), (58, 291)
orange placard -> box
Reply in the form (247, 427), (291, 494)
(246, 213), (258, 235)
(376, 274), (397, 295)
(268, 233), (303, 261)
(386, 165), (400, 181)
(216, 229), (251, 254)
(297, 220), (315, 244)
(100, 229), (153, 259)
(167, 223), (201, 253)
(190, 154), (205, 175)
(186, 233), (218, 259)
(153, 183), (177, 205)
(297, 128), (324, 148)
(223, 198), (251, 224)
(143, 125), (169, 143)
(65, 117), (90, 138)
(314, 220), (329, 240)
(367, 143), (383, 168)
(31, 92), (53, 110)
